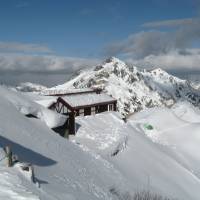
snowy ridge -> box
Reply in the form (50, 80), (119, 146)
(16, 82), (47, 92)
(44, 57), (200, 115)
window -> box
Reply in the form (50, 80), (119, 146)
(108, 104), (113, 111)
(63, 106), (69, 113)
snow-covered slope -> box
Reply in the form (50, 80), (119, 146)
(2, 86), (200, 199)
(72, 103), (200, 200)
(129, 101), (200, 178)
(44, 57), (200, 115)
(0, 86), (129, 200)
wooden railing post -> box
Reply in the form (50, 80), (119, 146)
(5, 145), (12, 167)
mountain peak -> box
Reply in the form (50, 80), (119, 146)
(104, 57), (124, 64)
(45, 57), (199, 115)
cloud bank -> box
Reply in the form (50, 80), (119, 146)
(105, 17), (200, 73)
(128, 49), (200, 72)
(0, 53), (99, 74)
(0, 41), (52, 53)
(142, 18), (199, 28)
(106, 18), (200, 58)
(0, 41), (99, 86)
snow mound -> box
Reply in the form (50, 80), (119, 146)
(0, 168), (39, 200)
(71, 112), (127, 156)
(172, 101), (200, 123)
(0, 86), (66, 128)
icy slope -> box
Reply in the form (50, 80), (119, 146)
(0, 86), (129, 200)
(44, 57), (200, 115)
(72, 109), (200, 200)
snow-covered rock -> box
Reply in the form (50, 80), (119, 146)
(16, 82), (47, 92)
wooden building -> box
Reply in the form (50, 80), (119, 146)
(49, 89), (117, 136)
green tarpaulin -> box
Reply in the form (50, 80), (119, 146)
(144, 123), (154, 130)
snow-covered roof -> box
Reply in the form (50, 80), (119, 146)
(41, 88), (94, 96)
(36, 98), (57, 108)
(62, 93), (116, 108)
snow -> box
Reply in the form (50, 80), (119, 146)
(0, 167), (39, 200)
(35, 99), (57, 108)
(129, 101), (200, 178)
(16, 82), (47, 92)
(2, 72), (200, 199)
(0, 85), (129, 200)
(72, 112), (126, 155)
(47, 57), (200, 115)
(71, 102), (200, 200)
(172, 101), (200, 123)
(62, 92), (115, 108)
(0, 86), (66, 128)
(41, 88), (94, 96)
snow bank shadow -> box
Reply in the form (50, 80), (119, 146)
(75, 122), (81, 132)
(0, 135), (57, 167)
(111, 135), (128, 157)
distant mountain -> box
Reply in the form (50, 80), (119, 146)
(16, 82), (47, 92)
(43, 57), (200, 115)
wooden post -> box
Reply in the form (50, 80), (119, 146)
(30, 165), (35, 183)
(69, 112), (75, 135)
(113, 102), (117, 111)
(5, 145), (12, 167)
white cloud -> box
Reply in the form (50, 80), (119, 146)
(105, 17), (200, 59)
(0, 41), (99, 86)
(0, 42), (52, 53)
(142, 18), (199, 28)
(128, 49), (200, 72)
(0, 53), (99, 74)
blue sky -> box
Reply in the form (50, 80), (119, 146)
(0, 0), (200, 85)
(0, 0), (197, 57)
